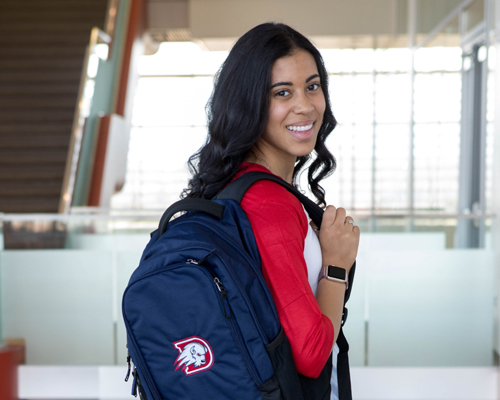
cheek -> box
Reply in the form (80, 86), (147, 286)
(315, 97), (326, 119)
(268, 103), (289, 126)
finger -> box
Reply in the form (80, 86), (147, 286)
(310, 221), (320, 235)
(334, 207), (346, 225)
(322, 205), (337, 226)
(310, 221), (320, 237)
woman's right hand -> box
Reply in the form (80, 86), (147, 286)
(318, 205), (360, 271)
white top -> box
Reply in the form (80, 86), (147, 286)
(303, 219), (340, 400)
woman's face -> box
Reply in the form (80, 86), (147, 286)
(258, 49), (326, 166)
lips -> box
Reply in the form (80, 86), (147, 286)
(286, 121), (315, 140)
(286, 123), (313, 132)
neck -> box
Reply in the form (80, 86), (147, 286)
(246, 151), (295, 184)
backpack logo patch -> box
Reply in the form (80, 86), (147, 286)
(173, 336), (214, 375)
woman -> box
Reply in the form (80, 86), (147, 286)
(183, 23), (360, 399)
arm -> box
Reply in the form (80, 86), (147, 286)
(315, 206), (360, 344)
(241, 181), (334, 378)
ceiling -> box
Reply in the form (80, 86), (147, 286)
(145, 0), (463, 49)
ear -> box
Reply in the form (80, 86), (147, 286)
(190, 346), (196, 355)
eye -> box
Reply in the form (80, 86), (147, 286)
(275, 89), (290, 97)
(307, 83), (321, 91)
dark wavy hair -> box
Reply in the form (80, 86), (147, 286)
(182, 22), (336, 207)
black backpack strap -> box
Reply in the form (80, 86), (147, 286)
(216, 170), (355, 301)
(215, 171), (324, 228)
(336, 330), (352, 400)
(157, 198), (225, 238)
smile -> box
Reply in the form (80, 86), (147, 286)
(286, 123), (314, 132)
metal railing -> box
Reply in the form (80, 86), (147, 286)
(58, 0), (120, 214)
(0, 210), (494, 222)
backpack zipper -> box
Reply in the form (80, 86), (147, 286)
(176, 219), (279, 343)
(131, 366), (138, 397)
(187, 254), (267, 385)
(188, 259), (261, 385)
(125, 349), (131, 382)
(207, 270), (261, 385)
(125, 258), (262, 397)
(214, 277), (231, 318)
(126, 339), (161, 400)
(212, 252), (270, 344)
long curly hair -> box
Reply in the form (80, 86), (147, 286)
(182, 22), (336, 207)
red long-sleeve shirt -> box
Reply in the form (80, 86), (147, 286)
(234, 162), (334, 378)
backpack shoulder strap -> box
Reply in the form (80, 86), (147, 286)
(157, 198), (225, 238)
(216, 170), (356, 306)
(214, 171), (324, 229)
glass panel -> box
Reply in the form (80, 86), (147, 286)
(351, 49), (375, 73)
(111, 127), (207, 210)
(485, 122), (494, 214)
(374, 48), (411, 73)
(367, 249), (494, 366)
(413, 123), (460, 212)
(375, 74), (411, 124)
(0, 216), (494, 366)
(352, 74), (375, 124)
(322, 49), (355, 73)
(414, 47), (462, 72)
(352, 125), (374, 211)
(1, 250), (115, 364)
(374, 124), (410, 210)
(329, 74), (374, 126)
(325, 124), (354, 208)
(131, 77), (213, 128)
(485, 47), (495, 215)
(329, 74), (356, 125)
(414, 72), (461, 123)
(321, 124), (373, 211)
(139, 42), (228, 76)
(487, 50), (495, 123)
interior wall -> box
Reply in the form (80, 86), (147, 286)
(189, 0), (398, 38)
(145, 0), (463, 49)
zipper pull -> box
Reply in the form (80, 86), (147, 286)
(214, 277), (231, 318)
(131, 366), (138, 397)
(125, 350), (131, 382)
(186, 249), (217, 266)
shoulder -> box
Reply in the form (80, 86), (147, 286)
(234, 162), (304, 212)
(245, 179), (302, 210)
(238, 181), (308, 239)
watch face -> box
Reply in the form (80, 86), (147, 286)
(327, 266), (346, 280)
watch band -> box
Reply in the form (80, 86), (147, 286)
(319, 265), (348, 290)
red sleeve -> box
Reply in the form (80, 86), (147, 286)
(237, 167), (334, 378)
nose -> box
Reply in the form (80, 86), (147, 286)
(293, 92), (314, 115)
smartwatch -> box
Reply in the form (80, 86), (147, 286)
(319, 265), (348, 290)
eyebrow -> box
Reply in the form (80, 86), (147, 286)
(270, 74), (320, 89)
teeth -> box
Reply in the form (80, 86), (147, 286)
(287, 123), (313, 132)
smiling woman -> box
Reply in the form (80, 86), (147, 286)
(251, 49), (326, 182)
(182, 22), (360, 400)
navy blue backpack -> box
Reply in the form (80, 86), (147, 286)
(122, 171), (355, 400)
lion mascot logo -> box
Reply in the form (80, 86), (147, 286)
(173, 336), (214, 376)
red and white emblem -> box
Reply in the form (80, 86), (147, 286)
(173, 336), (214, 376)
